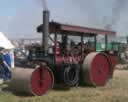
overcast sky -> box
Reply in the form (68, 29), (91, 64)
(0, 0), (128, 39)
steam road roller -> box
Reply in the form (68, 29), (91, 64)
(36, 11), (118, 87)
(10, 10), (118, 96)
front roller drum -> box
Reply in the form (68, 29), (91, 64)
(10, 66), (54, 96)
(82, 52), (111, 86)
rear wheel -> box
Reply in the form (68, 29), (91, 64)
(82, 52), (111, 86)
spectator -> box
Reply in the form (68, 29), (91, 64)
(0, 47), (12, 84)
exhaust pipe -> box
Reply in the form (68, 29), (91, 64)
(43, 10), (49, 56)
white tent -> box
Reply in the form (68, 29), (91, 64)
(0, 32), (14, 49)
(0, 32), (15, 68)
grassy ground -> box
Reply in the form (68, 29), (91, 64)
(0, 70), (128, 102)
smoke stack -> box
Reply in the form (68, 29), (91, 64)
(43, 10), (49, 56)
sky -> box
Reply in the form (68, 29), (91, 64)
(0, 0), (128, 39)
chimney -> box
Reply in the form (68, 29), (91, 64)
(43, 10), (49, 56)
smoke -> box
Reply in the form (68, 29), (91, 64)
(66, 0), (128, 32)
(112, 0), (127, 24)
(103, 0), (127, 30)
(38, 0), (48, 10)
(65, 0), (101, 28)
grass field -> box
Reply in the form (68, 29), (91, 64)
(0, 70), (128, 102)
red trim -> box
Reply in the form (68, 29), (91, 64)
(61, 24), (116, 35)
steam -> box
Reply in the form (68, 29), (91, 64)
(39, 0), (48, 10)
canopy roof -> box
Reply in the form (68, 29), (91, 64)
(0, 32), (14, 49)
(37, 22), (116, 37)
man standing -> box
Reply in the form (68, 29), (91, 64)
(0, 47), (12, 84)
